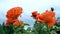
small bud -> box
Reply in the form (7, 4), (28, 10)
(51, 7), (54, 11)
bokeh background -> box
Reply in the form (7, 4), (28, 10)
(0, 0), (60, 27)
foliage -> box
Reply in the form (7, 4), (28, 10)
(0, 7), (60, 34)
(0, 17), (60, 34)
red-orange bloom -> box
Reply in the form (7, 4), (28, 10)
(45, 10), (55, 17)
(36, 10), (57, 26)
(6, 18), (18, 25)
(6, 7), (23, 19)
(47, 18), (57, 26)
(6, 18), (23, 26)
(31, 11), (40, 19)
(13, 20), (23, 26)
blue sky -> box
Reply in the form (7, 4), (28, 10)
(0, 0), (60, 26)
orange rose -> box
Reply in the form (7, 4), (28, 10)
(31, 11), (40, 19)
(6, 18), (18, 25)
(13, 20), (23, 26)
(45, 10), (55, 17)
(36, 10), (57, 26)
(6, 7), (23, 19)
(6, 18), (23, 26)
(47, 18), (57, 26)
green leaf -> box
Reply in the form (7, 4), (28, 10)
(50, 30), (57, 34)
(27, 27), (31, 31)
(24, 23), (30, 26)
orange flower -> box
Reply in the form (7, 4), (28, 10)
(36, 10), (57, 26)
(13, 20), (23, 26)
(45, 10), (55, 17)
(6, 18), (18, 25)
(6, 18), (23, 26)
(36, 15), (46, 22)
(47, 18), (57, 26)
(31, 11), (40, 19)
(6, 7), (23, 19)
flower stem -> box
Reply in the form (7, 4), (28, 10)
(46, 25), (50, 34)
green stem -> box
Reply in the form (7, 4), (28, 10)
(46, 24), (50, 34)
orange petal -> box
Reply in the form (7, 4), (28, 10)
(47, 18), (56, 27)
(6, 7), (23, 19)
